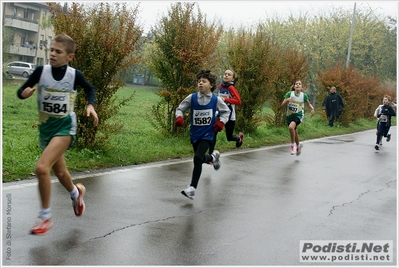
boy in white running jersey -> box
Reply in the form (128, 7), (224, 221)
(281, 80), (315, 156)
(17, 33), (99, 235)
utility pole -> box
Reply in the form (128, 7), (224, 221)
(346, 2), (356, 68)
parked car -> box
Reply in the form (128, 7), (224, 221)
(6, 61), (36, 78)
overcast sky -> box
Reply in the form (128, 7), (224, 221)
(134, 1), (398, 32)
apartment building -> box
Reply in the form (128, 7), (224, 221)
(2, 2), (55, 66)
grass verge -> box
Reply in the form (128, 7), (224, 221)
(2, 84), (393, 182)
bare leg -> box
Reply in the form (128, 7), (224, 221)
(288, 122), (297, 144)
(35, 136), (72, 209)
(53, 155), (74, 192)
(294, 128), (299, 145)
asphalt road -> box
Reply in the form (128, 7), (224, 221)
(2, 127), (397, 267)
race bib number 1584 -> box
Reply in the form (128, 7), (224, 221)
(40, 92), (70, 115)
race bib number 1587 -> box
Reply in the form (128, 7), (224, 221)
(193, 108), (213, 126)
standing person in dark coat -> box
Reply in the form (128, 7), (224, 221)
(322, 86), (344, 127)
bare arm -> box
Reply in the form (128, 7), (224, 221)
(306, 101), (315, 117)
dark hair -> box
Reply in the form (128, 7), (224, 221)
(53, 33), (76, 54)
(196, 69), (218, 91)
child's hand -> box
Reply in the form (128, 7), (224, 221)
(21, 87), (36, 98)
(310, 109), (315, 118)
(86, 104), (99, 127)
(213, 119), (224, 132)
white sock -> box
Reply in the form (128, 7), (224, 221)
(70, 185), (79, 200)
(39, 208), (51, 220)
(291, 143), (296, 147)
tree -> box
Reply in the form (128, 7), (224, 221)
(37, 12), (53, 64)
(2, 26), (14, 64)
(316, 62), (394, 126)
(223, 25), (276, 132)
(261, 6), (396, 97)
(347, 11), (396, 81)
(122, 32), (161, 86)
(2, 26), (14, 80)
(221, 24), (310, 131)
(268, 48), (310, 127)
(146, 2), (223, 135)
(48, 2), (143, 148)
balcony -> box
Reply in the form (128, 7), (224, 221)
(4, 15), (39, 32)
(9, 44), (37, 57)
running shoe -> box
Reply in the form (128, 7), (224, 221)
(290, 145), (297, 155)
(386, 133), (391, 142)
(375, 144), (380, 150)
(296, 143), (303, 156)
(211, 150), (221, 170)
(181, 186), (195, 200)
(236, 132), (244, 148)
(72, 183), (86, 216)
(30, 217), (53, 235)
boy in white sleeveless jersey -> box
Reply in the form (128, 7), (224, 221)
(17, 33), (98, 235)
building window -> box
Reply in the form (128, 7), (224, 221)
(20, 32), (26, 46)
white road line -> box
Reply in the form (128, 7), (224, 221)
(2, 129), (378, 191)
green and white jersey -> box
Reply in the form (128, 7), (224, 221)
(284, 91), (308, 122)
(37, 65), (77, 145)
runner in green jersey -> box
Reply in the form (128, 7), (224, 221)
(17, 33), (98, 235)
(281, 80), (315, 156)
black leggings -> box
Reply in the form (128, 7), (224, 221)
(209, 120), (239, 154)
(376, 122), (390, 144)
(190, 139), (213, 189)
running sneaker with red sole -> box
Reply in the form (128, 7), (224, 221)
(290, 145), (296, 155)
(30, 217), (53, 235)
(236, 132), (244, 148)
(296, 143), (303, 156)
(72, 183), (86, 216)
